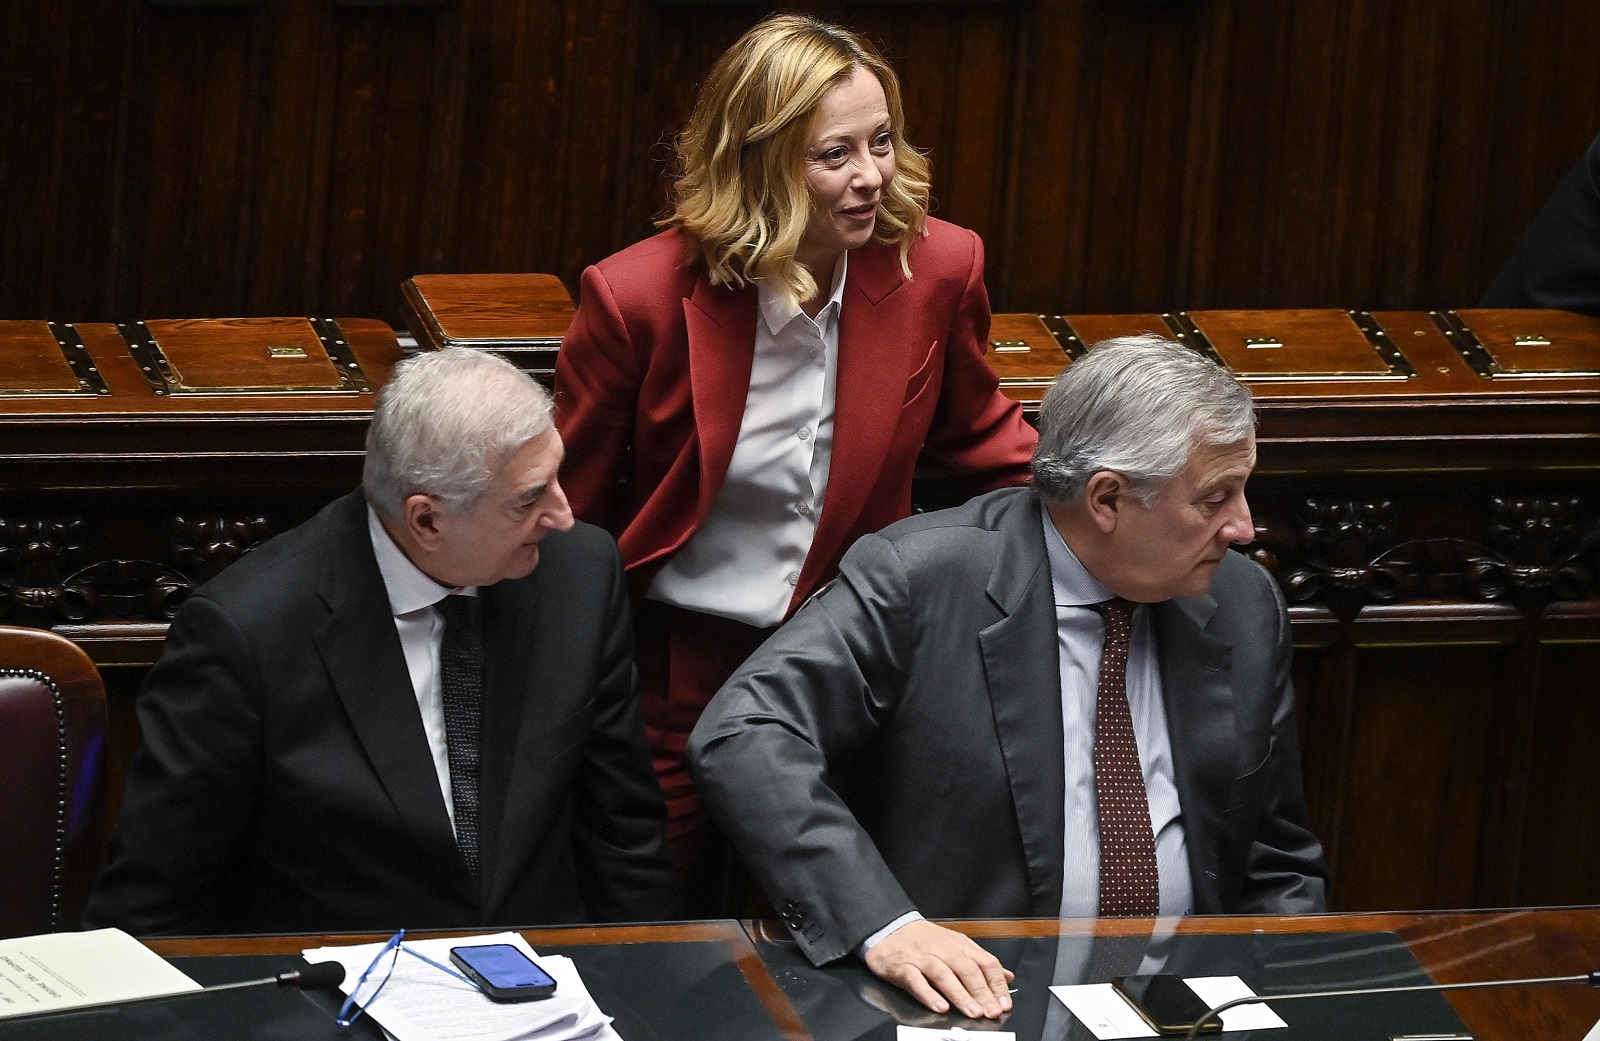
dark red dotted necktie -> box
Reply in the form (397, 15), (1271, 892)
(1090, 598), (1159, 917)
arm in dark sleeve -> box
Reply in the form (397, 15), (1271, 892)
(1481, 131), (1600, 316)
(921, 227), (1038, 490)
(83, 594), (262, 935)
(688, 534), (921, 966)
(554, 264), (644, 529)
(571, 538), (676, 921)
(1234, 575), (1330, 915)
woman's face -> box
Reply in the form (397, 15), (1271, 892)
(796, 65), (897, 283)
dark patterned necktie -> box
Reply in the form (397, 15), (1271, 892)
(1090, 598), (1159, 917)
(436, 594), (483, 877)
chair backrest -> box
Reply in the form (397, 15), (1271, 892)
(0, 626), (108, 938)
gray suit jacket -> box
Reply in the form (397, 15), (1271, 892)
(689, 487), (1327, 965)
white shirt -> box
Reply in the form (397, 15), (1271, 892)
(367, 505), (479, 837)
(646, 254), (847, 627)
(1042, 509), (1192, 919)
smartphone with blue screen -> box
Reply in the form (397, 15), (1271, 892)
(449, 944), (558, 1002)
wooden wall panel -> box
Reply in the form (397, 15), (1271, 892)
(1517, 636), (1600, 907)
(7, 1), (1600, 323)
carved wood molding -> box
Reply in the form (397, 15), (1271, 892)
(1244, 494), (1599, 619)
(0, 513), (276, 627)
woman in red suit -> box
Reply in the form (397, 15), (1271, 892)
(554, 14), (1037, 896)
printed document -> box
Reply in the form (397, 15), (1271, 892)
(0, 928), (199, 1019)
(304, 931), (619, 1041)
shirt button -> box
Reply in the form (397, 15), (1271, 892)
(797, 428), (811, 441)
(786, 572), (800, 586)
(809, 346), (820, 359)
(795, 501), (813, 517)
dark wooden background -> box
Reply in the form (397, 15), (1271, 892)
(5, 0), (1600, 326)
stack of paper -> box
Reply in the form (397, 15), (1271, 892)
(0, 928), (200, 1019)
(303, 931), (619, 1041)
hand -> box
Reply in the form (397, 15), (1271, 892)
(862, 919), (1015, 1019)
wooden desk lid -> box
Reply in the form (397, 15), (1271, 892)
(986, 314), (1071, 392)
(401, 273), (574, 348)
(0, 321), (109, 396)
(1049, 310), (1413, 381)
(116, 317), (370, 395)
(1439, 308), (1600, 377)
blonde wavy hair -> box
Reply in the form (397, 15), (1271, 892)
(663, 14), (932, 306)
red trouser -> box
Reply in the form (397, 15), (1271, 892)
(633, 600), (775, 895)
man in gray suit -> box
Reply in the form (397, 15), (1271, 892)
(689, 335), (1328, 1019)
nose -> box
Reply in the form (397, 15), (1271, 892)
(541, 479), (576, 532)
(1221, 494), (1255, 545)
(852, 150), (884, 193)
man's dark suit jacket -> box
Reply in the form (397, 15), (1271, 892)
(689, 487), (1328, 966)
(86, 490), (675, 935)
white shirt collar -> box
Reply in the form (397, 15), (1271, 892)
(758, 251), (849, 337)
(1040, 505), (1115, 608)
(366, 503), (477, 616)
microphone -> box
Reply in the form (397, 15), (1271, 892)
(1182, 968), (1600, 1040)
(0, 960), (347, 1025)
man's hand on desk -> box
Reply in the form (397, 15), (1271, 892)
(862, 919), (1015, 1020)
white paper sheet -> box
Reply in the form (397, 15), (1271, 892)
(1048, 984), (1159, 1039)
(303, 932), (618, 1041)
(1050, 975), (1286, 1039)
(1181, 976), (1287, 1031)
(1581, 1014), (1600, 1041)
(0, 928), (199, 1019)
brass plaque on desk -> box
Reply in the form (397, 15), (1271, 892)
(1181, 309), (1414, 380)
(117, 317), (371, 396)
(0, 321), (109, 396)
(1436, 309), (1600, 378)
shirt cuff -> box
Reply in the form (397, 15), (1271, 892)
(856, 911), (925, 957)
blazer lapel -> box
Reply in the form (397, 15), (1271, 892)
(315, 508), (468, 894)
(475, 576), (544, 916)
(801, 245), (917, 599)
(977, 494), (1066, 916)
(1153, 593), (1236, 912)
(684, 279), (758, 526)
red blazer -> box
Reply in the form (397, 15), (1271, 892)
(553, 218), (1037, 613)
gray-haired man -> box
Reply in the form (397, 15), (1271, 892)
(89, 348), (674, 935)
(689, 335), (1328, 1018)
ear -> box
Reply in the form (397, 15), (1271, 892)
(403, 494), (447, 551)
(1082, 470), (1129, 535)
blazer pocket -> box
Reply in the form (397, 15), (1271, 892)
(901, 340), (941, 408)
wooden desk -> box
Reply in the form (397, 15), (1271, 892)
(145, 921), (806, 1041)
(130, 910), (1600, 1041)
(946, 909), (1600, 1040)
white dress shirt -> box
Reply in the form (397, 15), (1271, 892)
(646, 254), (847, 627)
(367, 505), (479, 837)
(1042, 509), (1192, 919)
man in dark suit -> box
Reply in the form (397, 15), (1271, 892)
(87, 347), (675, 935)
(689, 334), (1328, 1020)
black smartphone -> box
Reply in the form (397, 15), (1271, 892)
(449, 944), (558, 1002)
(1111, 974), (1221, 1035)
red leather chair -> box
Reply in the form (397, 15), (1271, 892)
(0, 625), (108, 938)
